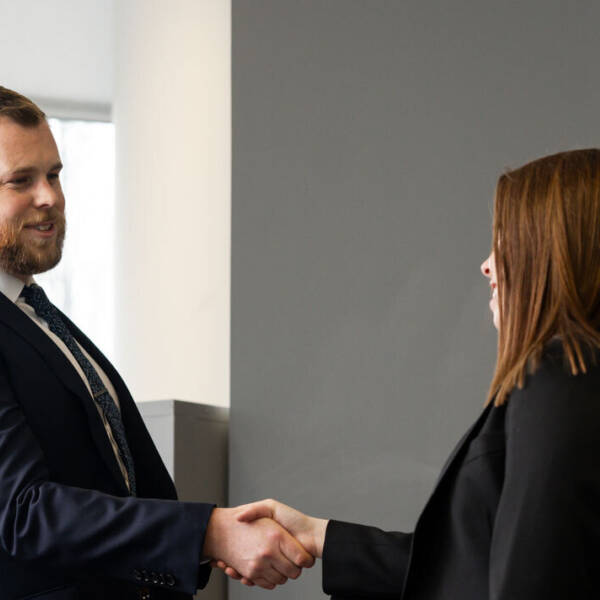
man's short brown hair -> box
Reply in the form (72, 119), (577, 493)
(0, 86), (45, 126)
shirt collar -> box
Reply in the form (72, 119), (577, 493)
(0, 270), (34, 303)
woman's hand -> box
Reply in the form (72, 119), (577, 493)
(212, 499), (328, 586)
(203, 505), (314, 589)
(237, 499), (329, 558)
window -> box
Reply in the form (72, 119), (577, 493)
(36, 118), (116, 360)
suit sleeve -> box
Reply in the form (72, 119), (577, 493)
(0, 358), (215, 595)
(489, 360), (600, 599)
(322, 520), (412, 598)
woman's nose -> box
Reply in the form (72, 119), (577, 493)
(481, 256), (491, 278)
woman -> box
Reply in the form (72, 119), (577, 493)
(217, 149), (600, 598)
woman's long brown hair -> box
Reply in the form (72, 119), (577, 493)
(487, 149), (600, 406)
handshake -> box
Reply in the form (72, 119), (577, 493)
(202, 499), (328, 590)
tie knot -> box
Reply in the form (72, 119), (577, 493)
(20, 283), (53, 318)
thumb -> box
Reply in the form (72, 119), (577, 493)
(237, 502), (274, 523)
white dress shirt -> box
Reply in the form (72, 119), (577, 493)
(0, 269), (131, 491)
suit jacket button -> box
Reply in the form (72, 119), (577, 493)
(138, 588), (152, 600)
(165, 573), (176, 587)
(133, 569), (143, 581)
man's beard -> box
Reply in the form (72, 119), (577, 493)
(0, 210), (66, 277)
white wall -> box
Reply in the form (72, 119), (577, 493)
(0, 0), (113, 104)
(0, 0), (114, 104)
(1, 0), (231, 407)
(113, 0), (231, 407)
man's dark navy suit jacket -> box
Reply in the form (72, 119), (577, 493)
(323, 340), (600, 599)
(0, 293), (215, 599)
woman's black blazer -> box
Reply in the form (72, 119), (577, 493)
(322, 340), (600, 599)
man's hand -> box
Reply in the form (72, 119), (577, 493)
(211, 500), (329, 586)
(237, 499), (328, 558)
(203, 505), (315, 590)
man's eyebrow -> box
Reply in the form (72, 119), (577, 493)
(5, 162), (63, 176)
(6, 166), (36, 176)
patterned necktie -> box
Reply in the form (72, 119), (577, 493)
(20, 283), (137, 496)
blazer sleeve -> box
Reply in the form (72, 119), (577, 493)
(322, 520), (413, 598)
(0, 357), (215, 596)
(489, 357), (600, 599)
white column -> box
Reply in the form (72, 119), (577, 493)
(113, 0), (230, 406)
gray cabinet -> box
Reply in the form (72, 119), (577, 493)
(138, 400), (229, 600)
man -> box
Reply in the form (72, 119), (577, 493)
(0, 86), (313, 600)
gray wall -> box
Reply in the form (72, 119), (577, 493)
(231, 2), (600, 598)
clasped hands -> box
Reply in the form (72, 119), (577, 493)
(202, 499), (328, 590)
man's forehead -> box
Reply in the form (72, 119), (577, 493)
(0, 117), (60, 172)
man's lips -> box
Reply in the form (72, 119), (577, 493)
(22, 221), (57, 236)
(24, 220), (54, 228)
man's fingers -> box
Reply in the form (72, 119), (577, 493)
(268, 569), (288, 586)
(269, 553), (302, 580)
(253, 578), (276, 590)
(251, 563), (288, 587)
(286, 566), (302, 580)
(247, 518), (313, 581)
(212, 510), (313, 589)
(279, 531), (315, 569)
(267, 532), (308, 579)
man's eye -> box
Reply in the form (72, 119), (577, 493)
(9, 177), (29, 186)
(48, 172), (60, 181)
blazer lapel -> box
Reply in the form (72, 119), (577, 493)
(434, 402), (492, 487)
(0, 294), (129, 495)
(401, 402), (493, 599)
(57, 310), (178, 500)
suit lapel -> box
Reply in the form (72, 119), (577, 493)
(0, 293), (91, 405)
(0, 293), (130, 495)
(434, 402), (492, 487)
(401, 402), (493, 599)
(58, 309), (178, 500)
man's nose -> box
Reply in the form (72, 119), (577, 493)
(32, 178), (61, 208)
